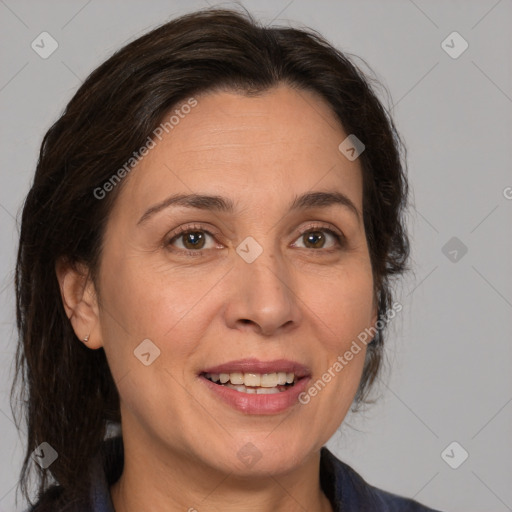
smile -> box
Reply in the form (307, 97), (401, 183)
(203, 371), (296, 393)
(199, 358), (312, 414)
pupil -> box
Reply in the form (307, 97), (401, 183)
(185, 232), (204, 249)
(306, 231), (324, 248)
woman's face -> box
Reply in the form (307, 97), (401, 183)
(94, 84), (377, 476)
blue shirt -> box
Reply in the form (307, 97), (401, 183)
(29, 436), (442, 511)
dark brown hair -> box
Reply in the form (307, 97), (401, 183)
(11, 6), (409, 509)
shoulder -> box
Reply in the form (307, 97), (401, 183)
(320, 447), (443, 512)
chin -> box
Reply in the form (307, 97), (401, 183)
(205, 434), (316, 477)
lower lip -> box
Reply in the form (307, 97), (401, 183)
(199, 375), (311, 415)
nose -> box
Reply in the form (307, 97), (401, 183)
(223, 247), (301, 337)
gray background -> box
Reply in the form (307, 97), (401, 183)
(1, 0), (511, 510)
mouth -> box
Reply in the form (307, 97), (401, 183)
(199, 358), (311, 395)
(202, 371), (298, 394)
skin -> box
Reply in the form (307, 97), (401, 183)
(57, 84), (377, 512)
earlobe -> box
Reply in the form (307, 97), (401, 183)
(55, 257), (103, 349)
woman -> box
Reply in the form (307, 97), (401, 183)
(12, 7), (442, 512)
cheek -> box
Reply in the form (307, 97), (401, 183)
(99, 251), (204, 338)
(309, 264), (375, 351)
(97, 254), (221, 397)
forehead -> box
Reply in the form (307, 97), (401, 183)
(111, 85), (363, 221)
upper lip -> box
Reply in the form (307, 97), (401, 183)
(201, 358), (311, 378)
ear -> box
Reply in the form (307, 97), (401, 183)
(55, 257), (103, 349)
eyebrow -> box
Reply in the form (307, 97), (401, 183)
(137, 190), (360, 225)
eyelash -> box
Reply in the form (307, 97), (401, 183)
(165, 223), (346, 258)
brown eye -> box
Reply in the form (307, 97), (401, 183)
(166, 225), (219, 256)
(179, 231), (207, 250)
(292, 227), (343, 250)
(303, 230), (327, 249)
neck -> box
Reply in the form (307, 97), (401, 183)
(110, 434), (333, 512)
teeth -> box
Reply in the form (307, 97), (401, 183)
(244, 373), (261, 387)
(225, 382), (282, 394)
(229, 372), (244, 385)
(260, 373), (278, 387)
(277, 372), (287, 385)
(256, 387), (280, 394)
(227, 384), (247, 393)
(205, 371), (297, 388)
